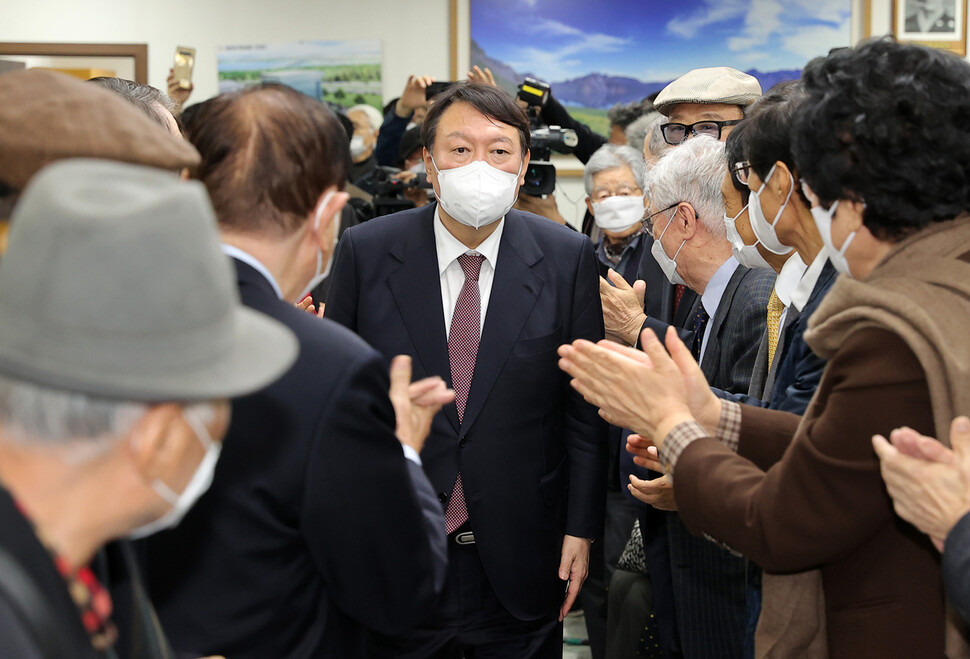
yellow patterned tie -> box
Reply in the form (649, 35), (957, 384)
(766, 290), (785, 368)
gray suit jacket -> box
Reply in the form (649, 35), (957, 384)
(668, 263), (775, 659)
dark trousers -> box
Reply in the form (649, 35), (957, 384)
(367, 536), (562, 658)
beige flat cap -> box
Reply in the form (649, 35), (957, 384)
(0, 69), (200, 190)
(654, 67), (762, 116)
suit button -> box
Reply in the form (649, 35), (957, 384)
(437, 492), (448, 503)
(458, 437), (467, 448)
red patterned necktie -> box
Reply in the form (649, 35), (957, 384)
(444, 253), (485, 534)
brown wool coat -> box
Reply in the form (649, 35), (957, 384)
(672, 217), (970, 658)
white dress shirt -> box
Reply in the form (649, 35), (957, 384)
(789, 250), (829, 313)
(699, 255), (739, 363)
(433, 207), (505, 338)
(773, 252), (809, 330)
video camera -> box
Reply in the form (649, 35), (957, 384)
(516, 77), (578, 196)
(368, 166), (434, 218)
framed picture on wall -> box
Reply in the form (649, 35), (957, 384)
(894, 0), (967, 55)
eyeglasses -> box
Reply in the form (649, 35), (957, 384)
(640, 202), (679, 233)
(660, 119), (741, 145)
(732, 161), (752, 186)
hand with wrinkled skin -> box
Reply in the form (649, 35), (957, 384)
(599, 269), (646, 345)
(872, 417), (970, 551)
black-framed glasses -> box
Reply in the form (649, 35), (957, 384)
(640, 202), (679, 233)
(732, 161), (751, 186)
(660, 119), (741, 146)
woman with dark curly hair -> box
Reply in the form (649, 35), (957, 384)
(558, 37), (970, 657)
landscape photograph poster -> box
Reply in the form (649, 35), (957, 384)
(218, 40), (382, 111)
(470, 0), (851, 136)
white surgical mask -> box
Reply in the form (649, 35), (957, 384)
(431, 156), (521, 229)
(748, 163), (795, 255)
(592, 195), (646, 231)
(408, 160), (426, 175)
(129, 408), (222, 539)
(651, 209), (687, 286)
(723, 205), (773, 270)
(406, 121), (418, 131)
(298, 191), (340, 301)
(349, 135), (368, 159)
(811, 200), (855, 277)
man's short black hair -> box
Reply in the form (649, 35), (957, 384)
(421, 83), (530, 157)
(724, 122), (749, 201)
(794, 37), (970, 240)
(740, 80), (808, 206)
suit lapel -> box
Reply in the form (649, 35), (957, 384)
(386, 209), (459, 432)
(459, 214), (543, 433)
(700, 264), (745, 380)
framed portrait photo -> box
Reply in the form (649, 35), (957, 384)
(894, 0), (967, 55)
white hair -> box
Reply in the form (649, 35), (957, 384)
(0, 374), (217, 458)
(584, 144), (646, 196)
(625, 111), (660, 152)
(646, 114), (669, 163)
(645, 135), (726, 238)
(348, 104), (383, 132)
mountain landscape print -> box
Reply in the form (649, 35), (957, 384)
(471, 0), (850, 135)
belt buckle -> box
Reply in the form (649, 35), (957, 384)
(454, 531), (476, 545)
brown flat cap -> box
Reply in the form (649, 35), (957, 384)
(0, 69), (200, 190)
(654, 67), (762, 116)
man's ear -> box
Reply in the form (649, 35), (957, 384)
(676, 202), (698, 240)
(306, 187), (348, 250)
(127, 403), (183, 483)
(518, 149), (531, 186)
(773, 161), (794, 199)
(585, 196), (594, 216)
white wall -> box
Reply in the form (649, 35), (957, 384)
(0, 0), (452, 103)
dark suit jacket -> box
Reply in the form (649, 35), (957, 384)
(718, 261), (837, 415)
(944, 511), (970, 625)
(327, 204), (608, 621)
(666, 263), (774, 659)
(142, 259), (447, 659)
(0, 487), (105, 658)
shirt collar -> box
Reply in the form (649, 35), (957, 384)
(789, 250), (829, 312)
(433, 206), (504, 275)
(774, 253), (809, 308)
(221, 244), (284, 300)
(701, 255), (739, 320)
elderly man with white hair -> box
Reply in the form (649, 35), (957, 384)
(347, 103), (383, 184)
(634, 135), (775, 659)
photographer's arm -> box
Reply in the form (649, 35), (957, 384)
(540, 92), (607, 165)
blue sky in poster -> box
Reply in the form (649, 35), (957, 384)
(471, 0), (850, 83)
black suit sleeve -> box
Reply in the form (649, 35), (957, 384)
(639, 316), (691, 347)
(564, 239), (610, 538)
(300, 348), (446, 635)
(944, 511), (970, 625)
(540, 93), (608, 165)
(326, 229), (360, 332)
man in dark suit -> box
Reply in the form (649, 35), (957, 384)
(0, 159), (298, 658)
(630, 135), (774, 659)
(327, 82), (608, 657)
(140, 83), (449, 659)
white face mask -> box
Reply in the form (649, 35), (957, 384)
(298, 191), (340, 301)
(651, 208), (687, 286)
(811, 200), (855, 276)
(592, 195), (646, 231)
(128, 407), (222, 539)
(748, 163), (795, 255)
(349, 135), (368, 159)
(723, 205), (773, 270)
(431, 156), (522, 229)
(408, 160), (426, 175)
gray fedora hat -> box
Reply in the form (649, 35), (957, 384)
(0, 158), (298, 401)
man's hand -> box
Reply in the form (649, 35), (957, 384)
(166, 68), (193, 109)
(296, 294), (325, 318)
(466, 65), (497, 86)
(872, 416), (970, 551)
(388, 355), (454, 454)
(629, 473), (677, 511)
(514, 193), (567, 225)
(558, 535), (591, 621)
(396, 75), (434, 118)
(600, 269), (646, 345)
